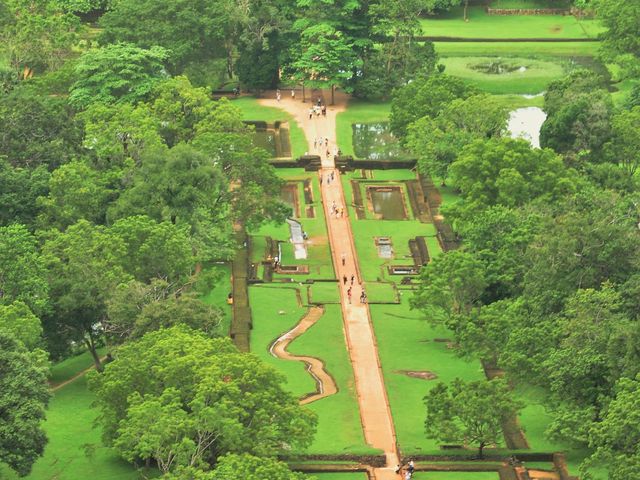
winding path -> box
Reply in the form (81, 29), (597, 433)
(259, 91), (400, 479)
(269, 306), (338, 405)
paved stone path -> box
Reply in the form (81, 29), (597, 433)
(259, 91), (400, 479)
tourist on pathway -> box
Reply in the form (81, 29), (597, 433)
(308, 108), (314, 120)
(330, 171), (335, 181)
(322, 105), (327, 116)
(313, 138), (317, 149)
(320, 175), (323, 186)
(325, 137), (329, 147)
(347, 287), (352, 304)
(276, 91), (281, 102)
(350, 274), (355, 285)
(291, 89), (295, 99)
(408, 460), (415, 474)
(360, 291), (367, 304)
(343, 275), (348, 285)
(341, 253), (346, 266)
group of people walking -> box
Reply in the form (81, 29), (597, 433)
(395, 460), (415, 479)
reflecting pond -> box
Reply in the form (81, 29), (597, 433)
(369, 187), (407, 220)
(508, 107), (547, 148)
(246, 121), (292, 158)
(352, 122), (409, 161)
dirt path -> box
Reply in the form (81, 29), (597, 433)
(49, 357), (106, 392)
(269, 306), (338, 405)
(259, 91), (400, 479)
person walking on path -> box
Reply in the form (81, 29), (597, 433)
(350, 274), (355, 285)
(291, 89), (295, 99)
(276, 89), (281, 102)
(343, 274), (348, 285)
(308, 108), (314, 120)
(347, 286), (352, 304)
(341, 253), (346, 266)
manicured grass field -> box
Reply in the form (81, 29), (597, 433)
(435, 41), (600, 58)
(249, 285), (374, 455)
(440, 56), (565, 94)
(312, 474), (368, 480)
(370, 300), (486, 455)
(413, 473), (499, 480)
(200, 263), (233, 335)
(233, 97), (308, 157)
(421, 7), (603, 39)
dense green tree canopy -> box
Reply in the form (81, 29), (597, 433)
(390, 74), (476, 138)
(595, 0), (640, 76)
(448, 138), (576, 219)
(89, 326), (317, 474)
(69, 43), (169, 109)
(0, 332), (50, 477)
(0, 160), (49, 228)
(0, 224), (49, 316)
(0, 301), (43, 351)
(407, 94), (508, 182)
(0, 87), (84, 170)
(424, 378), (523, 458)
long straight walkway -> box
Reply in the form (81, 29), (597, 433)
(259, 91), (400, 479)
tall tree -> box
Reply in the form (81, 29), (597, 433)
(0, 159), (49, 228)
(99, 0), (235, 73)
(42, 220), (131, 371)
(0, 0), (78, 77)
(287, 23), (360, 104)
(88, 326), (317, 475)
(0, 301), (43, 351)
(0, 224), (49, 317)
(604, 106), (640, 177)
(424, 378), (523, 458)
(411, 250), (486, 324)
(407, 94), (507, 183)
(69, 43), (169, 109)
(0, 332), (50, 477)
(0, 86), (84, 170)
(390, 74), (476, 138)
(447, 138), (576, 220)
(595, 0), (640, 76)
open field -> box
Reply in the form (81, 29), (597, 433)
(421, 7), (603, 39)
(440, 56), (565, 94)
(234, 97), (308, 158)
(435, 41), (599, 58)
(249, 285), (374, 455)
(336, 101), (392, 158)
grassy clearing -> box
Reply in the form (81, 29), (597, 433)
(312, 474), (368, 480)
(0, 378), (144, 480)
(48, 348), (107, 386)
(370, 300), (486, 455)
(200, 263), (233, 335)
(251, 169), (335, 280)
(233, 97), (308, 157)
(249, 285), (374, 455)
(413, 473), (499, 480)
(421, 7), (603, 39)
(440, 56), (565, 94)
(435, 41), (600, 58)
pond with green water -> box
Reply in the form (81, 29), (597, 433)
(352, 122), (409, 161)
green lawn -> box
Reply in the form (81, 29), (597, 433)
(200, 263), (233, 335)
(370, 300), (486, 455)
(421, 7), (603, 39)
(48, 348), (107, 386)
(413, 473), (499, 480)
(440, 56), (565, 94)
(249, 285), (374, 455)
(312, 474), (368, 480)
(233, 97), (308, 157)
(0, 378), (144, 480)
(435, 41), (600, 58)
